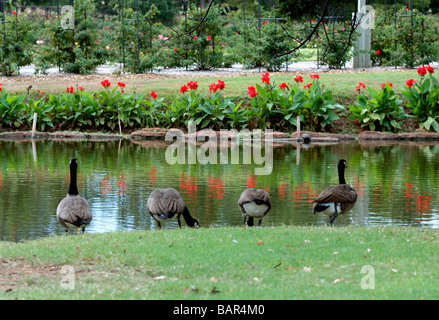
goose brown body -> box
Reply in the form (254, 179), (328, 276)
(238, 188), (272, 226)
(56, 158), (92, 233)
(147, 188), (199, 229)
(312, 159), (357, 225)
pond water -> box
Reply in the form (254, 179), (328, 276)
(1, 138), (439, 242)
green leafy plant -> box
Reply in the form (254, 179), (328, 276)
(350, 82), (409, 132)
(402, 65), (439, 132)
(0, 91), (27, 128)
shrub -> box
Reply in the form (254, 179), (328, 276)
(372, 8), (439, 68)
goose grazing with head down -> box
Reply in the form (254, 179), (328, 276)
(147, 188), (200, 229)
(56, 158), (92, 234)
(238, 188), (272, 227)
(312, 159), (357, 225)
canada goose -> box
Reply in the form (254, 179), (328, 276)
(147, 188), (200, 229)
(312, 159), (357, 225)
(56, 158), (92, 234)
(238, 188), (272, 227)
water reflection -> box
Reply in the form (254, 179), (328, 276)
(1, 138), (439, 241)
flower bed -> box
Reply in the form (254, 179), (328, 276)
(0, 66), (438, 134)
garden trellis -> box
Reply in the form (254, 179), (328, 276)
(0, 0), (435, 76)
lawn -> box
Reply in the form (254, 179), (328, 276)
(1, 226), (438, 300)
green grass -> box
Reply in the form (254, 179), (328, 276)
(1, 226), (438, 300)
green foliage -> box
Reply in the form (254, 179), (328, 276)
(0, 11), (33, 76)
(372, 8), (439, 68)
(349, 83), (409, 132)
(247, 74), (344, 131)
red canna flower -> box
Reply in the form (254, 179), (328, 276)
(11, 11), (17, 16)
(426, 65), (434, 74)
(262, 72), (270, 84)
(406, 79), (416, 88)
(381, 81), (393, 89)
(304, 83), (313, 89)
(209, 83), (219, 93)
(207, 35), (212, 41)
(279, 83), (289, 90)
(180, 85), (188, 93)
(66, 86), (74, 94)
(310, 74), (320, 80)
(375, 50), (381, 56)
(150, 91), (158, 100)
(117, 82), (126, 88)
(217, 79), (225, 90)
(101, 80), (111, 88)
(78, 86), (85, 91)
(248, 86), (258, 98)
(187, 81), (199, 90)
(174, 48), (177, 51)
(417, 66), (427, 77)
(355, 82), (366, 92)
(0, 83), (2, 92)
(294, 75), (304, 83)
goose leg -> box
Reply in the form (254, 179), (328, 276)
(258, 219), (263, 227)
(177, 216), (182, 228)
(242, 215), (247, 225)
(329, 204), (339, 226)
(157, 220), (162, 229)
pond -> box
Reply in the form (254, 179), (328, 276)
(1, 137), (439, 242)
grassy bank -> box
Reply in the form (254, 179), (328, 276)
(1, 226), (438, 300)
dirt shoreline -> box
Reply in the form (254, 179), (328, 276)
(2, 129), (439, 142)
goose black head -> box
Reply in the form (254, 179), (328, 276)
(338, 159), (347, 169)
(70, 158), (78, 169)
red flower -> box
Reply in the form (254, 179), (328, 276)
(263, 21), (268, 26)
(0, 83), (2, 92)
(304, 83), (313, 89)
(294, 75), (304, 83)
(262, 72), (270, 84)
(194, 36), (198, 40)
(78, 86), (85, 91)
(180, 85), (188, 93)
(381, 81), (393, 89)
(66, 86), (74, 94)
(11, 11), (17, 16)
(207, 36), (212, 41)
(375, 50), (381, 56)
(209, 83), (219, 93)
(217, 79), (225, 90)
(310, 74), (320, 80)
(426, 65), (435, 74)
(355, 82), (366, 92)
(150, 91), (158, 100)
(117, 82), (126, 88)
(174, 48), (177, 51)
(101, 80), (111, 88)
(187, 81), (199, 90)
(406, 79), (416, 88)
(279, 83), (289, 90)
(248, 86), (258, 98)
(417, 66), (427, 77)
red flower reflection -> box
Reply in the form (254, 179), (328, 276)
(208, 177), (225, 200)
